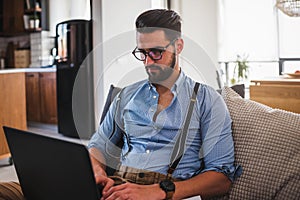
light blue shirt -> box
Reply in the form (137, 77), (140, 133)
(89, 71), (240, 181)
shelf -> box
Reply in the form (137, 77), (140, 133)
(25, 27), (42, 32)
(0, 0), (48, 36)
(24, 8), (42, 14)
(0, 32), (30, 37)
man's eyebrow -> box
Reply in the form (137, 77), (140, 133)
(138, 46), (165, 50)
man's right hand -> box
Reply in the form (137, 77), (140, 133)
(94, 172), (115, 195)
(89, 148), (115, 195)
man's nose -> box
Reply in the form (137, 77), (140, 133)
(144, 55), (155, 65)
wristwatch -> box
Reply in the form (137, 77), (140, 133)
(159, 179), (175, 200)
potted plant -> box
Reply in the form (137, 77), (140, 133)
(230, 54), (249, 85)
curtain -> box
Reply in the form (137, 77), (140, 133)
(218, 0), (278, 61)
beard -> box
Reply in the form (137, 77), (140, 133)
(146, 53), (176, 84)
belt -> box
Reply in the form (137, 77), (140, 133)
(112, 165), (181, 185)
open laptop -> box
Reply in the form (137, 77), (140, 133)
(3, 126), (101, 200)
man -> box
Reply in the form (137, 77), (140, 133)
(89, 9), (240, 200)
(0, 9), (239, 200)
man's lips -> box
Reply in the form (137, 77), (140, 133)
(146, 66), (160, 73)
(148, 68), (159, 73)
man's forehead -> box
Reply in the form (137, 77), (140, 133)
(136, 31), (168, 48)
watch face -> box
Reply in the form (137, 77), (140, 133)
(160, 179), (175, 191)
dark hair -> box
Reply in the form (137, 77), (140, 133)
(135, 9), (182, 41)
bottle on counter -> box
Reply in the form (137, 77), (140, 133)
(0, 51), (5, 69)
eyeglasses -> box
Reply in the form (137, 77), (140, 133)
(132, 39), (177, 61)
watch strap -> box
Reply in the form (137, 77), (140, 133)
(165, 190), (174, 200)
(160, 179), (175, 200)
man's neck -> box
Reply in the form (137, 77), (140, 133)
(153, 69), (180, 95)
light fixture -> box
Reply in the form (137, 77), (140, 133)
(276, 0), (300, 17)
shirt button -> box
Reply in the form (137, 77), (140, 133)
(153, 95), (157, 99)
(146, 150), (150, 154)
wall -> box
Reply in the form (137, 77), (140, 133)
(172, 0), (218, 65)
(49, 0), (91, 36)
(92, 0), (152, 123)
(172, 0), (219, 88)
(92, 0), (219, 122)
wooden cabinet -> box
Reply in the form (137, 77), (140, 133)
(26, 71), (57, 124)
(39, 72), (57, 123)
(24, 0), (49, 31)
(0, 0), (48, 35)
(0, 0), (25, 35)
(250, 78), (300, 114)
(0, 72), (27, 159)
(25, 72), (41, 121)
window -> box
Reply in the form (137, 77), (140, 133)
(218, 0), (300, 85)
(151, 0), (167, 9)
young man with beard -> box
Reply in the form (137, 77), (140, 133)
(0, 9), (240, 200)
(88, 9), (240, 200)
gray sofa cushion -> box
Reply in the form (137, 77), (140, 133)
(221, 87), (300, 200)
(217, 84), (245, 98)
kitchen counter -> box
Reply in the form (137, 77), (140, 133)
(0, 72), (27, 159)
(0, 66), (56, 74)
(0, 67), (58, 159)
(250, 76), (300, 114)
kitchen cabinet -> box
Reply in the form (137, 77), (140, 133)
(26, 71), (57, 124)
(39, 72), (57, 123)
(0, 72), (27, 160)
(25, 72), (41, 121)
(0, 0), (25, 35)
(250, 78), (300, 114)
(0, 0), (48, 36)
(24, 0), (49, 31)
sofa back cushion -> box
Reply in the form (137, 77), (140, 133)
(221, 87), (300, 200)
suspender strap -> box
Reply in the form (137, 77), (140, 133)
(167, 82), (200, 176)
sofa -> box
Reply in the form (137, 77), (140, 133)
(103, 84), (300, 199)
(216, 87), (300, 200)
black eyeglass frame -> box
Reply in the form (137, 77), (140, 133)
(132, 39), (177, 61)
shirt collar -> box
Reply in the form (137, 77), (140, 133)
(171, 69), (185, 94)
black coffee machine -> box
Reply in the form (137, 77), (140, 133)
(54, 19), (95, 139)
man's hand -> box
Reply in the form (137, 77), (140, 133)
(95, 174), (115, 196)
(89, 147), (115, 195)
(101, 182), (166, 200)
(92, 164), (113, 193)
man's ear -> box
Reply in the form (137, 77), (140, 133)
(176, 38), (184, 54)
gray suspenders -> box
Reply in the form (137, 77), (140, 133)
(167, 82), (200, 177)
(109, 82), (201, 177)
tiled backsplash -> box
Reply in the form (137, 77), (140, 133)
(0, 31), (55, 68)
(0, 35), (30, 54)
(30, 31), (55, 67)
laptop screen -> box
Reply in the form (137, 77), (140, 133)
(3, 126), (101, 200)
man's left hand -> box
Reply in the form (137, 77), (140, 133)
(101, 182), (165, 200)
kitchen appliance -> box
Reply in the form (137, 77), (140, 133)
(55, 19), (95, 139)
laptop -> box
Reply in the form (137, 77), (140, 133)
(3, 126), (101, 200)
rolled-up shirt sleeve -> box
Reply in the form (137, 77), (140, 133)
(88, 95), (123, 162)
(198, 86), (242, 182)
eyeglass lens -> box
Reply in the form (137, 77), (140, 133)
(133, 39), (177, 61)
(138, 49), (162, 61)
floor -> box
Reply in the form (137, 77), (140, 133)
(0, 122), (88, 182)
